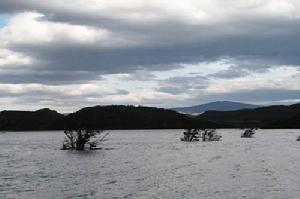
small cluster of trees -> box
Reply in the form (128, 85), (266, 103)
(181, 129), (201, 141)
(202, 129), (222, 141)
(241, 128), (256, 138)
(181, 129), (222, 142)
(61, 129), (109, 151)
(181, 128), (300, 142)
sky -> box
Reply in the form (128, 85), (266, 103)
(0, 15), (9, 27)
(0, 0), (300, 112)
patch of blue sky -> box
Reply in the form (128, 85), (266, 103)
(0, 15), (10, 28)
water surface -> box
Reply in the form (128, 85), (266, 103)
(1, 129), (300, 198)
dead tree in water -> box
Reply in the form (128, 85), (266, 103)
(181, 129), (221, 142)
(61, 130), (109, 150)
(181, 129), (200, 141)
(241, 128), (256, 138)
(201, 129), (222, 141)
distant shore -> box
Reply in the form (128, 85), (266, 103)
(0, 103), (300, 131)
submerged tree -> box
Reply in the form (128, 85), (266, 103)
(201, 129), (222, 141)
(181, 129), (222, 142)
(61, 130), (109, 150)
(241, 128), (256, 138)
(181, 129), (200, 141)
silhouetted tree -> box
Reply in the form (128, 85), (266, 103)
(181, 129), (200, 141)
(201, 129), (222, 141)
(241, 128), (256, 138)
(61, 130), (109, 150)
(181, 128), (222, 142)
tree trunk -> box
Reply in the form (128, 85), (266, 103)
(76, 130), (85, 150)
(76, 139), (85, 150)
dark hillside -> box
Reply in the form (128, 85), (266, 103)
(1, 103), (299, 131)
(0, 108), (64, 131)
(198, 103), (300, 128)
(63, 105), (217, 130)
(267, 112), (300, 129)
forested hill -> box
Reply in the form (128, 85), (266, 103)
(0, 103), (300, 131)
(198, 103), (300, 128)
(62, 105), (217, 130)
(0, 106), (217, 131)
(0, 108), (64, 131)
(267, 112), (300, 129)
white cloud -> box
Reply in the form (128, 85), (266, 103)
(0, 12), (109, 45)
(207, 65), (300, 93)
(0, 49), (33, 68)
(153, 60), (232, 80)
(0, 12), (139, 48)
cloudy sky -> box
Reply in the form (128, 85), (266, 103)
(0, 0), (300, 112)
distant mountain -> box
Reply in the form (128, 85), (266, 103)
(198, 103), (300, 128)
(172, 101), (261, 114)
(63, 105), (217, 130)
(0, 108), (64, 131)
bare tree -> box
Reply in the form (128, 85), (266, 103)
(241, 128), (256, 138)
(181, 129), (222, 142)
(201, 129), (222, 141)
(181, 129), (200, 141)
(61, 130), (109, 150)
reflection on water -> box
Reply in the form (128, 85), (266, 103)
(1, 129), (300, 198)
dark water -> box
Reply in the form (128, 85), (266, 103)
(1, 129), (300, 199)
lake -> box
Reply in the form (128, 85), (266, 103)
(1, 129), (300, 198)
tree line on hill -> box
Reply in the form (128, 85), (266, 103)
(0, 103), (299, 131)
(0, 106), (217, 131)
(198, 103), (300, 128)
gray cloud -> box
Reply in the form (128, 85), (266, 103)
(1, 2), (300, 83)
(0, 70), (101, 84)
(114, 89), (130, 95)
(194, 89), (300, 105)
(2, 2), (300, 70)
(1, 0), (300, 110)
(210, 66), (250, 79)
(119, 70), (158, 81)
(158, 76), (210, 94)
